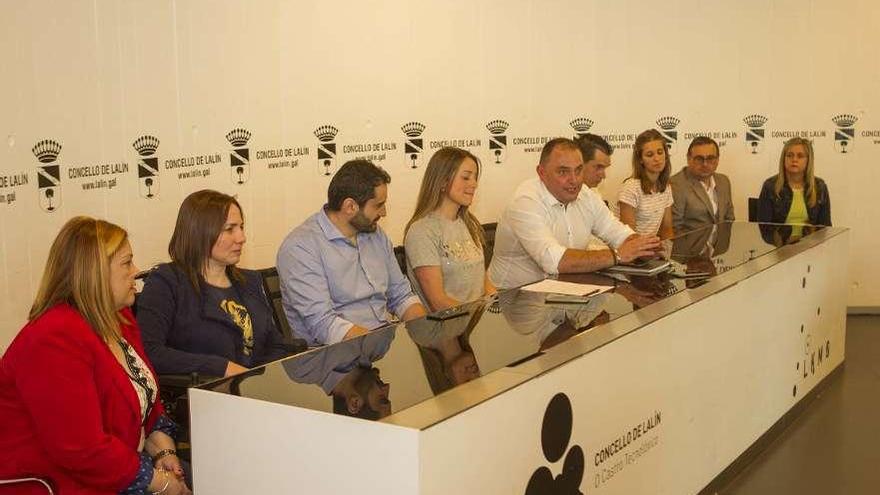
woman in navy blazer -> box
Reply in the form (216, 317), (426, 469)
(138, 190), (290, 378)
(757, 137), (831, 226)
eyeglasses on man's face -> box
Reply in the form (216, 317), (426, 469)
(689, 155), (718, 166)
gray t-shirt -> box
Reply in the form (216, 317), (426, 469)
(404, 213), (485, 306)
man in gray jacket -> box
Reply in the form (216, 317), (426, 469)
(670, 136), (735, 234)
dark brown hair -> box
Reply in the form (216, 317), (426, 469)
(575, 133), (613, 162)
(631, 129), (672, 194)
(327, 160), (391, 211)
(168, 189), (244, 290)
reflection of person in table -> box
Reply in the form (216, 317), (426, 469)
(498, 289), (610, 351)
(406, 300), (487, 394)
(283, 327), (395, 420)
(760, 223), (819, 247)
(617, 275), (677, 307)
(671, 223), (732, 289)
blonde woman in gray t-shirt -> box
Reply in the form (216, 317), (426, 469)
(404, 147), (496, 311)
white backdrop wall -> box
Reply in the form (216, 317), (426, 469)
(1, 0), (877, 350)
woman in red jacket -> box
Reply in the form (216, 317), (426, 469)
(0, 217), (191, 495)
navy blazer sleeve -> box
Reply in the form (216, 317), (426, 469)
(757, 179), (776, 223)
(137, 267), (229, 377)
(816, 179), (832, 226)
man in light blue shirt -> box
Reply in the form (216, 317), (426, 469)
(277, 160), (426, 346)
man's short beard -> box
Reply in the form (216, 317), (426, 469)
(350, 210), (378, 233)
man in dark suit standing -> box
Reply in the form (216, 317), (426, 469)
(670, 136), (735, 234)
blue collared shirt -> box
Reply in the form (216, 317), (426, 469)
(277, 207), (421, 346)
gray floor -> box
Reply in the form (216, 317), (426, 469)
(718, 315), (880, 495)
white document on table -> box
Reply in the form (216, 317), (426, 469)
(520, 279), (613, 297)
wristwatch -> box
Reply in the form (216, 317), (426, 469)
(610, 247), (620, 265)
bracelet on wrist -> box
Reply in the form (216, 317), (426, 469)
(610, 247), (620, 265)
(152, 449), (177, 463)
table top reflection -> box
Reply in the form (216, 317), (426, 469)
(197, 222), (841, 426)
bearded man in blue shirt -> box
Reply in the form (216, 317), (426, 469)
(277, 160), (426, 346)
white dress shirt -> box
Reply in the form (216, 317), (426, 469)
(700, 175), (719, 217)
(489, 177), (635, 289)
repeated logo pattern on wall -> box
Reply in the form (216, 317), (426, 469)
(831, 114), (858, 154)
(401, 121), (426, 169)
(655, 116), (680, 154)
(569, 117), (594, 139)
(314, 125), (339, 177)
(743, 114), (768, 154)
(133, 135), (160, 199)
(32, 139), (62, 212)
(486, 119), (509, 164)
(1, 113), (868, 214)
(226, 128), (252, 185)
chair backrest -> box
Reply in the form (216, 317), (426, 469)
(257, 267), (308, 355)
(0, 477), (55, 494)
(748, 197), (759, 222)
(393, 245), (407, 275)
(132, 266), (158, 318)
(257, 267), (295, 342)
(481, 222), (498, 269)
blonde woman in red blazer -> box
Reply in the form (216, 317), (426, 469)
(0, 217), (191, 495)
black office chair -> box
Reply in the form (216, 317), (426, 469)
(481, 222), (498, 269)
(131, 266), (158, 318)
(748, 197), (759, 222)
(257, 267), (309, 354)
(393, 245), (407, 275)
(157, 372), (215, 461)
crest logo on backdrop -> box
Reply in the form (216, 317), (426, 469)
(570, 117), (594, 139)
(226, 128), (252, 185)
(832, 114), (858, 154)
(655, 116), (680, 154)
(314, 125), (339, 177)
(32, 139), (63, 212)
(401, 122), (426, 169)
(743, 114), (768, 154)
(486, 120), (509, 164)
(133, 135), (160, 199)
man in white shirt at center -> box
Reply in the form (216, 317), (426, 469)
(489, 137), (662, 289)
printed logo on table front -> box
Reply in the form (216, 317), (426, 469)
(133, 135), (160, 199)
(486, 119), (509, 164)
(743, 114), (768, 154)
(401, 122), (426, 169)
(32, 139), (62, 212)
(832, 114), (858, 154)
(226, 128), (252, 184)
(792, 267), (833, 399)
(525, 393), (585, 495)
(655, 116), (680, 154)
(314, 125), (338, 177)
